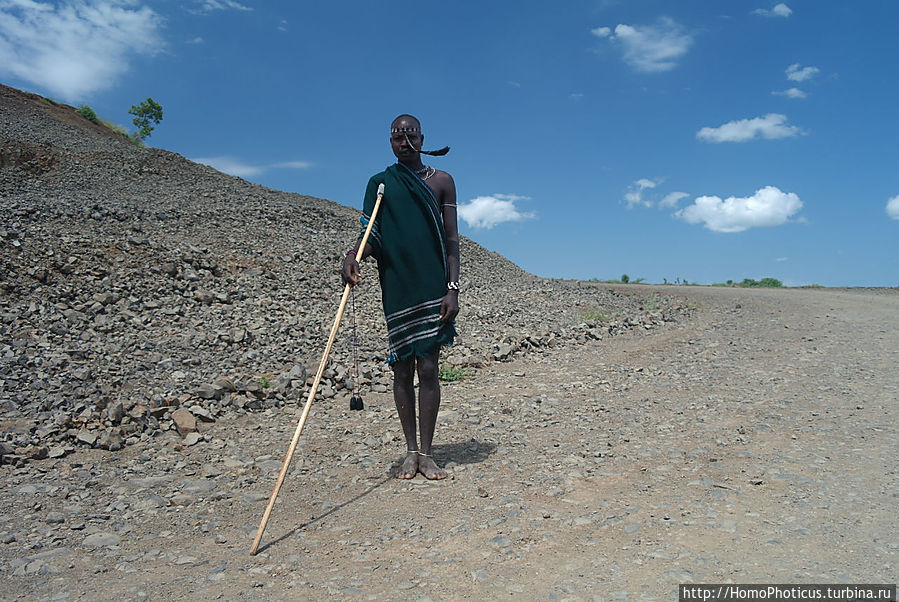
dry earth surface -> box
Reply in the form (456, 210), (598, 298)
(1, 285), (896, 601)
(1, 84), (896, 600)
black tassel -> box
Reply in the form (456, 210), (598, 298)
(420, 146), (450, 156)
(350, 395), (364, 411)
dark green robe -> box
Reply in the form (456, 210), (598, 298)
(361, 163), (455, 362)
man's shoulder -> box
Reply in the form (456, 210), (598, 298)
(368, 169), (389, 183)
(431, 169), (455, 191)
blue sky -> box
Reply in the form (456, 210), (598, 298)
(2, 0), (897, 286)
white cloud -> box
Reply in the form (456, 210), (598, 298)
(772, 87), (806, 99)
(659, 191), (689, 208)
(786, 63), (819, 82)
(187, 36), (204, 44)
(0, 0), (162, 100)
(277, 19), (287, 32)
(624, 179), (657, 208)
(697, 113), (800, 143)
(194, 156), (264, 177)
(675, 186), (803, 233)
(776, 257), (788, 262)
(592, 17), (693, 73)
(194, 156), (312, 177)
(753, 3), (792, 17)
(196, 0), (251, 12)
(458, 194), (536, 229)
(273, 160), (313, 169)
(887, 195), (899, 220)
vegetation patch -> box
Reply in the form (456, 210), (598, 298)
(438, 366), (470, 382)
(581, 310), (611, 322)
(737, 277), (784, 288)
(77, 104), (99, 123)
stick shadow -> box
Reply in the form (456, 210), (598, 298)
(255, 474), (392, 554)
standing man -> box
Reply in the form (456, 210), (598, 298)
(342, 114), (460, 480)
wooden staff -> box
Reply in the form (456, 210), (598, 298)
(250, 183), (385, 555)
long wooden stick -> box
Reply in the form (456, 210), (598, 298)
(250, 183), (385, 555)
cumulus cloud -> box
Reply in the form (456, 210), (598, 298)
(193, 157), (312, 178)
(786, 63), (819, 82)
(0, 0), (163, 100)
(659, 191), (689, 209)
(457, 194), (536, 229)
(887, 195), (899, 220)
(697, 113), (800, 143)
(592, 17), (693, 73)
(624, 178), (658, 208)
(675, 186), (803, 233)
(772, 87), (806, 99)
(753, 3), (792, 17)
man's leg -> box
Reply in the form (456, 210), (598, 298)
(392, 357), (418, 478)
(416, 351), (447, 480)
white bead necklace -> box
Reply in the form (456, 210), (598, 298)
(416, 165), (436, 181)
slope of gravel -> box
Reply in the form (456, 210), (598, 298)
(1, 84), (686, 462)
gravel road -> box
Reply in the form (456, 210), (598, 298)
(2, 284), (895, 600)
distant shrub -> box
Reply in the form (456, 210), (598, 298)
(738, 277), (784, 288)
(620, 274), (630, 284)
(77, 105), (99, 123)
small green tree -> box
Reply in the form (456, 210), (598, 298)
(77, 104), (99, 123)
(620, 274), (630, 284)
(128, 97), (163, 143)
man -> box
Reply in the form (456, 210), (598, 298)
(342, 114), (460, 480)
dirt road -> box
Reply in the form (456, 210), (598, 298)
(2, 286), (896, 600)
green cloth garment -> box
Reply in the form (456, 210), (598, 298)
(361, 162), (455, 363)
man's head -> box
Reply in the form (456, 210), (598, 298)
(390, 114), (423, 161)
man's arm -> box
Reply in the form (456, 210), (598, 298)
(436, 172), (460, 323)
(342, 241), (372, 286)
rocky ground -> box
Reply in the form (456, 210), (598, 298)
(1, 85), (896, 599)
(1, 83), (683, 463)
(0, 285), (895, 601)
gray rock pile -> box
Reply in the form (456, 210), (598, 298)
(0, 84), (688, 463)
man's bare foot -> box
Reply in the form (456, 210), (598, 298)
(417, 453), (447, 480)
(396, 451), (418, 479)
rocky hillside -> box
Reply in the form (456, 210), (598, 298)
(0, 84), (686, 462)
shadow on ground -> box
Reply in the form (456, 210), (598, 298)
(434, 438), (496, 466)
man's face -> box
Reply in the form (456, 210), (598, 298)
(390, 118), (423, 161)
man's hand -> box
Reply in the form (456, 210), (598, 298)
(440, 290), (459, 322)
(342, 255), (361, 286)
